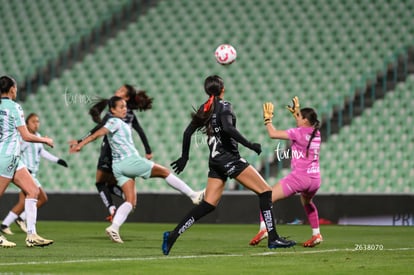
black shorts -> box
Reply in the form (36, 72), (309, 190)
(208, 153), (249, 181)
(97, 137), (113, 173)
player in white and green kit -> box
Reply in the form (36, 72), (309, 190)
(70, 96), (197, 244)
(0, 75), (54, 248)
(1, 113), (68, 235)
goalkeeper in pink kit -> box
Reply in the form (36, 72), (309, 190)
(250, 97), (323, 247)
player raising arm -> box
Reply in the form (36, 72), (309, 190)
(70, 85), (203, 222)
(161, 75), (296, 255)
(70, 96), (200, 244)
(249, 97), (323, 247)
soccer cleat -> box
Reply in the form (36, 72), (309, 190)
(268, 236), (296, 249)
(25, 234), (54, 247)
(162, 231), (175, 255)
(105, 226), (123, 243)
(0, 235), (16, 248)
(105, 214), (114, 223)
(303, 234), (323, 247)
(0, 224), (14, 235)
(191, 189), (205, 205)
(106, 207), (116, 223)
(249, 228), (268, 246)
(15, 217), (27, 233)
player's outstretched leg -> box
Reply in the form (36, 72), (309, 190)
(162, 200), (215, 255)
(191, 189), (205, 205)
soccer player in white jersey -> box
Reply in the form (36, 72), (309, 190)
(249, 97), (323, 247)
(1, 113), (68, 235)
(0, 75), (54, 248)
(70, 96), (198, 244)
(71, 85), (203, 222)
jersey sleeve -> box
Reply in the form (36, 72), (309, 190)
(131, 114), (152, 154)
(40, 147), (59, 163)
(13, 102), (26, 127)
(104, 118), (120, 133)
(181, 122), (197, 158)
(220, 113), (254, 149)
(286, 128), (298, 141)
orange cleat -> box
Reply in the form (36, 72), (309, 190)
(303, 234), (323, 247)
(249, 229), (268, 246)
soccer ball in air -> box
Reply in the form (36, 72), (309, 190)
(215, 44), (237, 65)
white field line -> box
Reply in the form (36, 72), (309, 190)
(0, 247), (413, 266)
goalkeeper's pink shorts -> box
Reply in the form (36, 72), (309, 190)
(280, 172), (321, 199)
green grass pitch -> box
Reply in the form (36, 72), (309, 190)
(1, 222), (413, 274)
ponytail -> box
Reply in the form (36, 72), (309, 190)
(190, 75), (224, 135)
(203, 95), (214, 112)
(306, 120), (320, 157)
(89, 98), (109, 123)
(300, 107), (320, 158)
(191, 96), (217, 135)
(128, 90), (153, 111)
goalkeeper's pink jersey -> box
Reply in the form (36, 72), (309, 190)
(286, 126), (321, 179)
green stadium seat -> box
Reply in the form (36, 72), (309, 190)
(10, 0), (413, 193)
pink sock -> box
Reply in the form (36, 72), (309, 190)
(304, 202), (319, 230)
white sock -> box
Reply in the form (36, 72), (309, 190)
(25, 198), (38, 235)
(2, 211), (18, 227)
(312, 228), (320, 236)
(109, 205), (116, 215)
(111, 202), (132, 231)
(259, 220), (266, 230)
(20, 211), (27, 221)
(165, 173), (195, 198)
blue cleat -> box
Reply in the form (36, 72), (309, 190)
(162, 231), (173, 255)
(268, 237), (296, 249)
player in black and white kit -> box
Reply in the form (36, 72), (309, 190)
(162, 75), (296, 255)
(71, 85), (204, 221)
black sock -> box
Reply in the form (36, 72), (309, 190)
(96, 182), (113, 209)
(109, 184), (124, 199)
(258, 191), (279, 240)
(169, 200), (216, 243)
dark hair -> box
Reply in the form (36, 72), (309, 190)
(25, 113), (39, 124)
(88, 85), (153, 123)
(204, 75), (224, 97)
(190, 75), (224, 135)
(107, 96), (124, 113)
(89, 98), (108, 123)
(0, 75), (16, 104)
(126, 86), (153, 111)
(300, 107), (320, 158)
